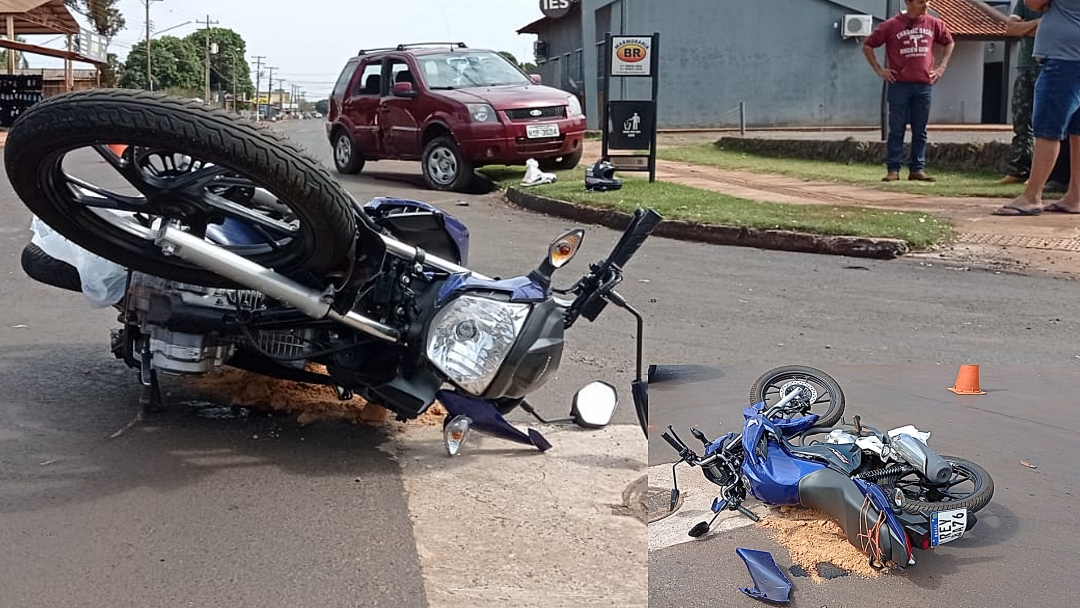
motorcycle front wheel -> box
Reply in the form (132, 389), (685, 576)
(748, 365), (845, 428)
(4, 89), (357, 288)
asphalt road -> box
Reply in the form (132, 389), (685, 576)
(3, 117), (1080, 607)
(648, 364), (1080, 608)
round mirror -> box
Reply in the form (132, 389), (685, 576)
(571, 381), (619, 429)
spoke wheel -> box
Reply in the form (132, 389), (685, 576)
(5, 89), (359, 288)
(748, 365), (845, 427)
(885, 456), (994, 514)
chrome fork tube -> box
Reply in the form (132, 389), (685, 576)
(155, 225), (400, 343)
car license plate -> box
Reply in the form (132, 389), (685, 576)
(526, 123), (559, 139)
(930, 508), (967, 547)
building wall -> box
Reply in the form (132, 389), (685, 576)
(526, 0), (997, 129)
(929, 42), (984, 123)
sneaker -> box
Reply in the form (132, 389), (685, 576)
(882, 172), (900, 182)
(909, 171), (937, 182)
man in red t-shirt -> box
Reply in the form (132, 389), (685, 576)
(863, 0), (956, 182)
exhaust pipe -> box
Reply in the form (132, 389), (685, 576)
(155, 225), (400, 343)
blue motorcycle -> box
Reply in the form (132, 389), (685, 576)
(661, 366), (994, 570)
(7, 89), (656, 453)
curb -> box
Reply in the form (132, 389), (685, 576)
(504, 188), (910, 260)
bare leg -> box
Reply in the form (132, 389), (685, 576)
(1061, 134), (1080, 208)
(1009, 137), (1061, 210)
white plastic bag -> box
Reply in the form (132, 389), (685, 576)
(521, 158), (557, 186)
(29, 215), (129, 308)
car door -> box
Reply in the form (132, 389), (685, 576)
(379, 57), (424, 159)
(341, 59), (384, 158)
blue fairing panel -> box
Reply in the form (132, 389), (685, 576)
(364, 197), (470, 265)
(854, 477), (912, 563)
(741, 416), (826, 505)
(743, 401), (819, 436)
(437, 273), (546, 304)
(206, 218), (266, 246)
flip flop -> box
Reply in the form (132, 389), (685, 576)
(992, 204), (1043, 216)
(1043, 202), (1080, 214)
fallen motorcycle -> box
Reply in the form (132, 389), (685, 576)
(661, 365), (994, 570)
(5, 89), (658, 453)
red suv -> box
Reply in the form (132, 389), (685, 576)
(326, 43), (587, 192)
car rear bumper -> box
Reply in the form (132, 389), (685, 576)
(456, 117), (587, 165)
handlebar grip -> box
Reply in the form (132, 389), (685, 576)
(661, 431), (685, 453)
(607, 208), (663, 269)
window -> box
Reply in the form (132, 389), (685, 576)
(355, 61), (383, 96)
(388, 59), (415, 90)
(332, 60), (357, 99)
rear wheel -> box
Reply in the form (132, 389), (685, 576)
(333, 129), (365, 174)
(3, 89), (357, 288)
(422, 136), (474, 192)
(886, 456), (995, 515)
(749, 365), (845, 428)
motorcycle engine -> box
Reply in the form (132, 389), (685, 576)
(126, 273), (315, 375)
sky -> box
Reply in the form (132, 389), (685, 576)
(24, 0), (546, 100)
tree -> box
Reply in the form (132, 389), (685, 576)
(118, 36), (202, 90)
(314, 99), (329, 115)
(0, 36), (30, 69)
(181, 27), (254, 100)
(99, 52), (123, 87)
(498, 51), (537, 75)
(64, 0), (126, 40)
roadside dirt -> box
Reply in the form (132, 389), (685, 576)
(181, 364), (448, 429)
(756, 505), (885, 581)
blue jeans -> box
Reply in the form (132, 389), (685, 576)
(1032, 58), (1080, 141)
(886, 82), (933, 173)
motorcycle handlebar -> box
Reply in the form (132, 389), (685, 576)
(662, 431), (685, 453)
(606, 208), (663, 270)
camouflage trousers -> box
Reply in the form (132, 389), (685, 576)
(1008, 66), (1041, 179)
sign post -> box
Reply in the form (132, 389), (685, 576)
(601, 32), (660, 182)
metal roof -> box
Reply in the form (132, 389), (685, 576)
(0, 0), (80, 35)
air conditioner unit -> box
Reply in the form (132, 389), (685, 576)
(842, 14), (874, 38)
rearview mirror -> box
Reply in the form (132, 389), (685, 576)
(529, 73), (542, 85)
(393, 82), (418, 98)
(571, 381), (618, 428)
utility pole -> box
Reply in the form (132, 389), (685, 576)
(144, 0), (163, 90)
(251, 55), (265, 120)
(265, 66), (277, 119)
(198, 14), (219, 104)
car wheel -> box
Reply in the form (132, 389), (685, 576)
(422, 136), (474, 192)
(538, 148), (583, 171)
(333, 130), (364, 175)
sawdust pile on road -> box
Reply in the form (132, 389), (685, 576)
(756, 505), (884, 580)
(182, 365), (448, 428)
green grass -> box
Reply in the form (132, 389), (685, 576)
(481, 166), (954, 249)
(657, 143), (1033, 199)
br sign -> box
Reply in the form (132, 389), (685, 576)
(540, 0), (573, 19)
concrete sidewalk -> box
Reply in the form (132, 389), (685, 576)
(584, 131), (1080, 278)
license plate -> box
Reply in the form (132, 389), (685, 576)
(526, 123), (560, 139)
(930, 508), (967, 547)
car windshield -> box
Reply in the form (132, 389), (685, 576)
(416, 52), (531, 89)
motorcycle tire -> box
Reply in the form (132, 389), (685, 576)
(4, 89), (356, 288)
(749, 365), (845, 428)
(21, 242), (82, 293)
(888, 456), (995, 515)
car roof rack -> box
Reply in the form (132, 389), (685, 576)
(358, 42), (468, 55)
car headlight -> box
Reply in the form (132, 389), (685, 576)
(466, 103), (498, 123)
(567, 95), (583, 116)
(425, 294), (530, 396)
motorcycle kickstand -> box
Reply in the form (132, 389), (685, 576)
(138, 345), (167, 414)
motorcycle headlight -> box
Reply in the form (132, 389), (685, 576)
(466, 103), (498, 123)
(425, 294), (530, 396)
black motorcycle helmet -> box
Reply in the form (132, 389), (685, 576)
(585, 159), (622, 192)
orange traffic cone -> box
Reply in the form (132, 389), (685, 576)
(947, 364), (986, 395)
(107, 144), (128, 157)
